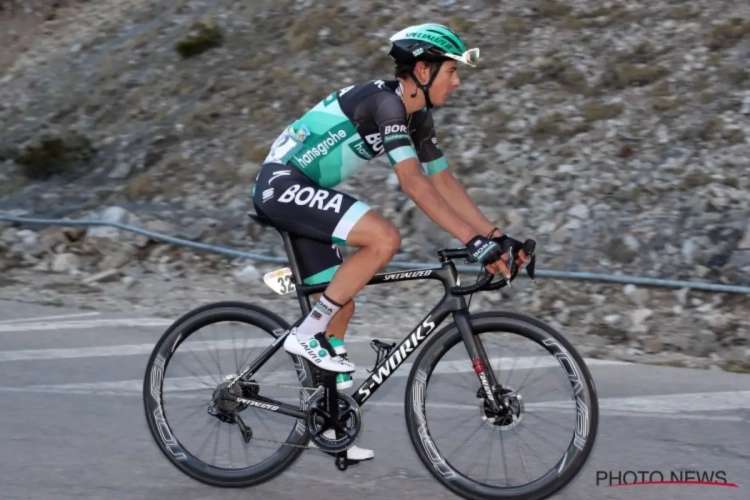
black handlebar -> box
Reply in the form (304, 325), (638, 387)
(440, 238), (537, 296)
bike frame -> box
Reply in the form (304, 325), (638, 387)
(233, 219), (504, 419)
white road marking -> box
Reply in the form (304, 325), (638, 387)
(332, 391), (750, 418)
(0, 358), (687, 398)
(1, 381), (748, 420)
(0, 333), (631, 372)
(361, 399), (749, 422)
(532, 390), (750, 414)
(0, 336), (383, 362)
(0, 356), (626, 395)
(0, 318), (174, 332)
(0, 312), (101, 325)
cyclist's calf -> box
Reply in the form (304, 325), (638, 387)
(312, 292), (355, 342)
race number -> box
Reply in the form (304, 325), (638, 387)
(263, 267), (296, 295)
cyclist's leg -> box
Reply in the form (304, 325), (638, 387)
(252, 162), (383, 460)
(252, 162), (380, 372)
(290, 208), (399, 347)
(291, 239), (373, 461)
(322, 209), (401, 305)
(288, 235), (355, 344)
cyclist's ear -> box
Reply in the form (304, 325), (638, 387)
(413, 61), (430, 84)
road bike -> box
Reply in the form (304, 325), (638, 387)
(143, 211), (599, 500)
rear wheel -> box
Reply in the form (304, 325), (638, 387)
(143, 301), (316, 487)
(405, 311), (599, 500)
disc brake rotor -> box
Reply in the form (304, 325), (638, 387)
(478, 385), (525, 430)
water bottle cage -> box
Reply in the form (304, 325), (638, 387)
(367, 339), (396, 373)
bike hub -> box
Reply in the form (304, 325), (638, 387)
(477, 385), (524, 430)
(208, 376), (259, 422)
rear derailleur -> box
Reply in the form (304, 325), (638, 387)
(207, 376), (259, 443)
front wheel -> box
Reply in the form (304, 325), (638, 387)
(405, 311), (599, 500)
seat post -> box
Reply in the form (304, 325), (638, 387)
(279, 230), (313, 315)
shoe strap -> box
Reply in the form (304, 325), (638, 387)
(328, 337), (345, 348)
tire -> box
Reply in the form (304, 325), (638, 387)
(142, 301), (315, 488)
(404, 310), (599, 500)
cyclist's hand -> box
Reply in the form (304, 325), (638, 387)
(485, 257), (511, 279)
(466, 235), (510, 278)
(492, 234), (533, 279)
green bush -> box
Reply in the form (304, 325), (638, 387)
(15, 133), (96, 180)
(175, 17), (224, 59)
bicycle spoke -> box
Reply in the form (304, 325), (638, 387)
(212, 421), (220, 466)
(516, 435), (530, 485)
(485, 425), (496, 484)
(514, 367), (557, 395)
(524, 408), (573, 433)
(227, 418), (233, 467)
(230, 325), (240, 374)
(410, 312), (598, 498)
(514, 355), (542, 394)
(195, 421), (219, 461)
(515, 413), (569, 461)
(187, 348), (221, 386)
(172, 399), (211, 427)
(525, 386), (570, 401)
(442, 419), (486, 459)
(498, 425), (510, 486)
(171, 355), (216, 389)
(144, 303), (316, 486)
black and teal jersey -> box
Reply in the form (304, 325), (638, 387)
(263, 79), (447, 188)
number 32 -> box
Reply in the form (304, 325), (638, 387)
(277, 275), (295, 294)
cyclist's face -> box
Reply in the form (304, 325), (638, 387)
(428, 61), (460, 106)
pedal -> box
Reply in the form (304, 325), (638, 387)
(367, 339), (396, 373)
(334, 453), (367, 471)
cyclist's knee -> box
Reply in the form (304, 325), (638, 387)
(375, 223), (401, 259)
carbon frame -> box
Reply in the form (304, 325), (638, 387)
(232, 217), (503, 419)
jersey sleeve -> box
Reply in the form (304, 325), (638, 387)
(410, 110), (448, 176)
(372, 94), (419, 167)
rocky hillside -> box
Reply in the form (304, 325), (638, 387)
(1, 0), (749, 369)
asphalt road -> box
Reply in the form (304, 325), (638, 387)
(0, 299), (748, 500)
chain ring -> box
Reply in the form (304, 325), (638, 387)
(204, 379), (364, 454)
(306, 391), (362, 453)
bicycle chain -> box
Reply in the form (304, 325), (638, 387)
(225, 380), (337, 453)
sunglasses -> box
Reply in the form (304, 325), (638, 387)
(443, 48), (480, 67)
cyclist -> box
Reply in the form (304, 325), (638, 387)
(252, 23), (531, 460)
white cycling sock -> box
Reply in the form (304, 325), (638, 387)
(295, 294), (342, 341)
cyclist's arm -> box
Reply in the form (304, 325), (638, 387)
(430, 168), (500, 237)
(395, 159), (476, 244)
(373, 98), (475, 244)
(411, 113), (501, 238)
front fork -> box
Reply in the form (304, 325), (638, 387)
(453, 310), (505, 414)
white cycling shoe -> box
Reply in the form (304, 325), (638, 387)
(283, 329), (355, 373)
